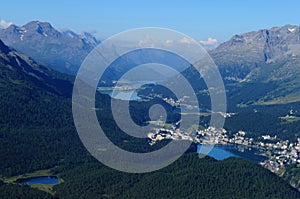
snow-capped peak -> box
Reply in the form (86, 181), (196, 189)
(62, 30), (78, 38)
(288, 28), (296, 33)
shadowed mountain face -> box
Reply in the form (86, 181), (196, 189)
(0, 40), (9, 54)
(0, 39), (73, 97)
(0, 21), (100, 75)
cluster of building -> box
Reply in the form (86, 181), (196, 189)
(148, 126), (253, 147)
(162, 97), (185, 107)
(147, 124), (300, 173)
(147, 127), (193, 146)
(259, 138), (300, 172)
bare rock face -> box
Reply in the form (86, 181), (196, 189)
(210, 24), (300, 82)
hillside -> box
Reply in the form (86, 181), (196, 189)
(0, 39), (86, 176)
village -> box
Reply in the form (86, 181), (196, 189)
(147, 124), (300, 173)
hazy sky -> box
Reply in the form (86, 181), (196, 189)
(1, 0), (300, 43)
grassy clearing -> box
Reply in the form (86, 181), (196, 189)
(28, 184), (56, 195)
(280, 116), (300, 123)
(163, 123), (173, 129)
(258, 92), (300, 105)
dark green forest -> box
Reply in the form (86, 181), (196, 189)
(52, 154), (300, 199)
(0, 181), (54, 199)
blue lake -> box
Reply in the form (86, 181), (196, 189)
(197, 144), (267, 163)
(19, 176), (58, 185)
(99, 89), (141, 100)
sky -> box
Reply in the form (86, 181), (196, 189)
(1, 0), (300, 43)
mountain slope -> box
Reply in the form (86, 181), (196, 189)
(0, 39), (86, 176)
(0, 39), (73, 97)
(0, 21), (100, 74)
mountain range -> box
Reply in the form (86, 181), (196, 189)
(1, 21), (300, 105)
(0, 21), (100, 75)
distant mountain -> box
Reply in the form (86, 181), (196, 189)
(99, 48), (191, 86)
(0, 21), (100, 74)
(210, 24), (300, 82)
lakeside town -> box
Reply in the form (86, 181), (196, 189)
(147, 122), (300, 174)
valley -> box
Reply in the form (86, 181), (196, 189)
(1, 20), (300, 198)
